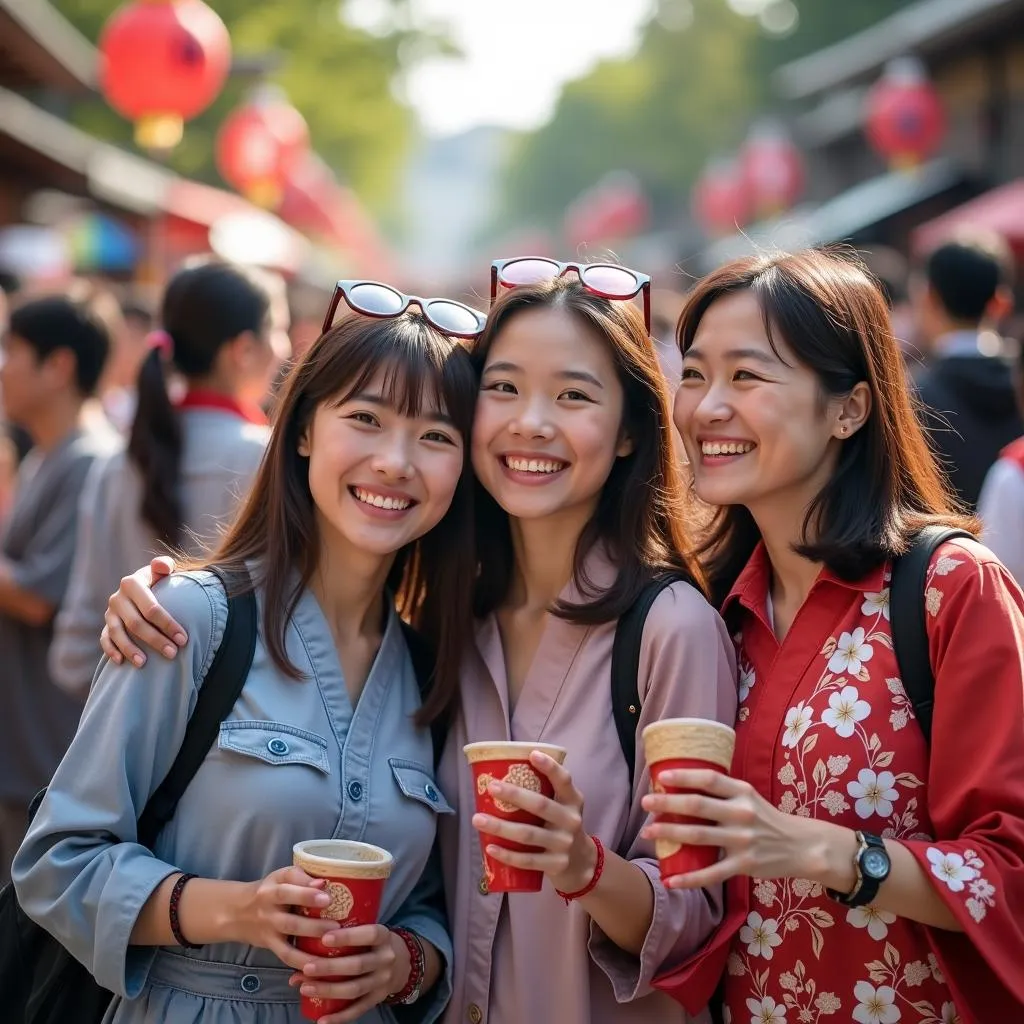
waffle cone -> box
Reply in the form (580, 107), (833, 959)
(293, 840), (393, 880)
(642, 718), (735, 770)
(463, 741), (567, 765)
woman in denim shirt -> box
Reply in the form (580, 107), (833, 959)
(13, 284), (483, 1024)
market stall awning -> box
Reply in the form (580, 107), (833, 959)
(911, 178), (1024, 257)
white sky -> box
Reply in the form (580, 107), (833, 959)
(344, 0), (656, 136)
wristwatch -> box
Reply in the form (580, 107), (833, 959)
(826, 831), (891, 908)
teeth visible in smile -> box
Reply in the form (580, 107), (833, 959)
(701, 441), (756, 456)
(353, 487), (411, 510)
(504, 457), (566, 474)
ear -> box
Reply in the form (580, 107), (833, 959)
(833, 381), (871, 440)
(986, 286), (1014, 325)
(297, 422), (311, 458)
(42, 347), (77, 389)
(616, 429), (635, 458)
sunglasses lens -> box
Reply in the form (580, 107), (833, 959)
(580, 265), (639, 298)
(348, 283), (405, 316)
(426, 300), (484, 335)
(499, 258), (559, 287)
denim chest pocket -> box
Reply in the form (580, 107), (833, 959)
(218, 721), (331, 774)
(388, 758), (454, 814)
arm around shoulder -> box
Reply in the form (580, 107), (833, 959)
(12, 571), (226, 997)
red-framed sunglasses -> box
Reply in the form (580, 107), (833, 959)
(490, 257), (652, 334)
(321, 280), (487, 339)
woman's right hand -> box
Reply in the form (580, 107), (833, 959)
(224, 866), (344, 972)
(100, 555), (186, 666)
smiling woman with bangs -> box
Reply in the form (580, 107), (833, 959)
(13, 291), (483, 1024)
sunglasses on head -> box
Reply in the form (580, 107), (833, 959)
(490, 257), (652, 334)
(321, 280), (487, 340)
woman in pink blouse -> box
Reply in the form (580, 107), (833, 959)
(100, 267), (737, 1024)
(649, 249), (1024, 1023)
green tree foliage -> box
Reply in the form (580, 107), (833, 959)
(496, 0), (919, 236)
(51, 0), (438, 207)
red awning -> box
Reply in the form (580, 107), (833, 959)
(911, 178), (1024, 257)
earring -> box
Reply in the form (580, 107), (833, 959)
(840, 425), (848, 435)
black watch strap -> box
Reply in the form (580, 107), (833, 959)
(827, 831), (889, 908)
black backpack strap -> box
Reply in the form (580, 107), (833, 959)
(889, 527), (973, 746)
(611, 574), (688, 789)
(400, 620), (446, 769)
(137, 568), (258, 847)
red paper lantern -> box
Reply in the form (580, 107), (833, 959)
(99, 0), (231, 151)
(564, 172), (650, 247)
(692, 158), (749, 237)
(740, 123), (804, 219)
(216, 90), (310, 209)
(865, 58), (946, 170)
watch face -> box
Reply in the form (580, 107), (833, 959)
(863, 847), (891, 880)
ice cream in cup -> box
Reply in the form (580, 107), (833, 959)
(464, 741), (568, 893)
(292, 839), (393, 1020)
(642, 718), (736, 880)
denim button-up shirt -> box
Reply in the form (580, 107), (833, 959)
(14, 570), (453, 1024)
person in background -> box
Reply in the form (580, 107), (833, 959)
(978, 339), (1024, 586)
(0, 290), (118, 885)
(49, 258), (288, 699)
(911, 233), (1021, 509)
(99, 297), (155, 434)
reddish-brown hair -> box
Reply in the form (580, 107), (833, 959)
(676, 248), (976, 606)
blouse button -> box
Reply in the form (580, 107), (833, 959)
(348, 780), (363, 801)
(467, 1004), (483, 1024)
(477, 876), (489, 896)
(424, 783), (439, 803)
(267, 738), (289, 756)
(240, 974), (261, 993)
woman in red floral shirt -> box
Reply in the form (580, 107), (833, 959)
(647, 248), (1024, 1023)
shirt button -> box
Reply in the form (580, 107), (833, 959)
(348, 780), (363, 801)
(467, 1004), (483, 1024)
(267, 738), (289, 756)
(240, 974), (261, 993)
(478, 876), (489, 895)
(424, 783), (439, 803)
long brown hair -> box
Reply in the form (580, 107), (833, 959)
(472, 277), (706, 622)
(199, 311), (479, 726)
(677, 248), (976, 608)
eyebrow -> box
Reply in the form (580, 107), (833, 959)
(684, 346), (778, 367)
(482, 360), (605, 390)
(349, 391), (456, 427)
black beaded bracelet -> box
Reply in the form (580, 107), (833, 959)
(168, 873), (202, 949)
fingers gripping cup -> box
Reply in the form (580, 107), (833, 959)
(464, 741), (567, 893)
(292, 839), (393, 1020)
(642, 718), (736, 881)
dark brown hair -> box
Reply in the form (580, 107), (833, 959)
(200, 311), (479, 726)
(130, 259), (275, 547)
(472, 277), (705, 622)
(677, 248), (976, 607)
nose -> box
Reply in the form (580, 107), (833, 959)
(510, 395), (555, 440)
(370, 431), (414, 479)
(692, 379), (733, 426)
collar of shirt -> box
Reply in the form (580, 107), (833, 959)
(177, 388), (268, 426)
(722, 540), (888, 625)
(933, 329), (984, 358)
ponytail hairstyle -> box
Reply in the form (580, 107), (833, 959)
(128, 259), (274, 547)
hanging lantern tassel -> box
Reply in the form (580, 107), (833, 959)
(99, 0), (232, 152)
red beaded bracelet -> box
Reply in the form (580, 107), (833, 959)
(168, 873), (202, 949)
(385, 927), (426, 1006)
(555, 835), (605, 904)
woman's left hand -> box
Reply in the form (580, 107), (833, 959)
(471, 750), (598, 894)
(641, 768), (814, 890)
(288, 924), (409, 1023)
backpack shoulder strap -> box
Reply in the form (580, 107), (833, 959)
(400, 620), (446, 769)
(611, 574), (689, 788)
(137, 568), (258, 847)
(889, 527), (973, 746)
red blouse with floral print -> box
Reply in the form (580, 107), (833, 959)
(655, 537), (1024, 1024)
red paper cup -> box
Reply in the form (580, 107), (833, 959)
(642, 718), (736, 881)
(292, 839), (393, 1021)
(464, 741), (567, 893)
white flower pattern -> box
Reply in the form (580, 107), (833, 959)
(721, 544), (989, 1024)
